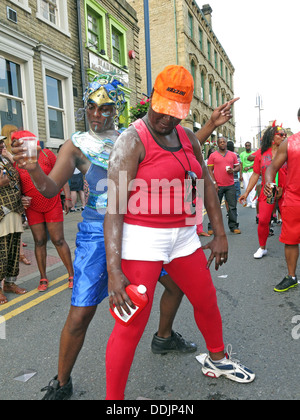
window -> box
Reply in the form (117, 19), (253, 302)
(8, 0), (31, 13)
(0, 57), (24, 129)
(87, 11), (100, 49)
(38, 44), (76, 146)
(188, 13), (193, 39)
(209, 80), (213, 107)
(216, 87), (219, 107)
(201, 72), (205, 102)
(36, 0), (69, 36)
(87, 7), (106, 52)
(191, 60), (196, 91)
(214, 50), (218, 70)
(85, 2), (107, 56)
(112, 28), (121, 63)
(41, 0), (57, 24)
(220, 59), (224, 77)
(198, 28), (203, 51)
(109, 17), (127, 68)
(46, 75), (64, 139)
(207, 40), (211, 62)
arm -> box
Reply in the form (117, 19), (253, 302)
(247, 154), (255, 162)
(12, 139), (85, 198)
(0, 170), (10, 187)
(195, 98), (240, 145)
(239, 160), (244, 181)
(227, 162), (240, 174)
(238, 171), (260, 204)
(207, 164), (214, 179)
(62, 182), (72, 214)
(104, 127), (145, 315)
(233, 163), (240, 173)
(264, 140), (288, 196)
(207, 164), (217, 187)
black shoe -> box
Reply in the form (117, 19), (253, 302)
(274, 275), (298, 293)
(41, 375), (73, 400)
(151, 331), (197, 355)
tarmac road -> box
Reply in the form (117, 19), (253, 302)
(0, 202), (300, 401)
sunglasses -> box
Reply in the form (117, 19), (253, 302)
(276, 132), (287, 138)
(185, 171), (197, 207)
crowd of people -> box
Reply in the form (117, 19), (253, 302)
(1, 64), (299, 399)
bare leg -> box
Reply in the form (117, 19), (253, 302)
(57, 305), (97, 386)
(157, 274), (184, 338)
(70, 191), (77, 210)
(79, 190), (85, 208)
(30, 223), (48, 279)
(47, 222), (74, 278)
(285, 244), (299, 277)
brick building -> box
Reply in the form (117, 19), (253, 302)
(0, 0), (140, 148)
(84, 0), (140, 129)
(127, 0), (236, 143)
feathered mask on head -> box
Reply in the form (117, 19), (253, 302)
(76, 74), (126, 122)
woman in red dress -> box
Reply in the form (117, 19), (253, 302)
(239, 123), (287, 258)
(12, 131), (74, 291)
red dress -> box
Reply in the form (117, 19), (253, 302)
(16, 149), (63, 225)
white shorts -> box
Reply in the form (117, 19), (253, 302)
(121, 223), (201, 264)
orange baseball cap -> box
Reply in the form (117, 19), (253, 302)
(151, 65), (194, 119)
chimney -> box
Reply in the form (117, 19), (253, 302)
(202, 4), (213, 26)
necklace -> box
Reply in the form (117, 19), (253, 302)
(143, 118), (192, 173)
(143, 119), (197, 209)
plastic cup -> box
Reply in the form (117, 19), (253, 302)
(22, 137), (37, 163)
(226, 166), (231, 172)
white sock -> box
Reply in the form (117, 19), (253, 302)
(211, 356), (227, 364)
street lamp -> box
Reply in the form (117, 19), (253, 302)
(255, 93), (263, 147)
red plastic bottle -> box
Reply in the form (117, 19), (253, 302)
(109, 284), (148, 327)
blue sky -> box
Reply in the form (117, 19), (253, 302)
(196, 0), (300, 146)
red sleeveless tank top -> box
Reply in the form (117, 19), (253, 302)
(283, 133), (300, 207)
(124, 119), (202, 228)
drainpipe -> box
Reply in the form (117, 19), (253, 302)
(173, 0), (178, 64)
(143, 0), (152, 97)
(76, 0), (88, 130)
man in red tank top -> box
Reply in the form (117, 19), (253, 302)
(104, 65), (255, 400)
(265, 108), (300, 292)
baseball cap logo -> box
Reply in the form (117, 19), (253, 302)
(166, 87), (187, 97)
(151, 65), (194, 119)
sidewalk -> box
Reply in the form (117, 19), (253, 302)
(18, 209), (83, 284)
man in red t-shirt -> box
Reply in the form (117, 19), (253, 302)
(207, 136), (241, 234)
(265, 109), (300, 292)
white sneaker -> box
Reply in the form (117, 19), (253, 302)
(198, 345), (255, 384)
(253, 248), (267, 259)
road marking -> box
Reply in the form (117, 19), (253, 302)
(0, 275), (70, 324)
(0, 274), (69, 313)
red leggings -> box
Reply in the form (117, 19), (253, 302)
(257, 198), (282, 247)
(105, 248), (224, 400)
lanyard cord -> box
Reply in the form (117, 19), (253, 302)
(144, 120), (192, 173)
